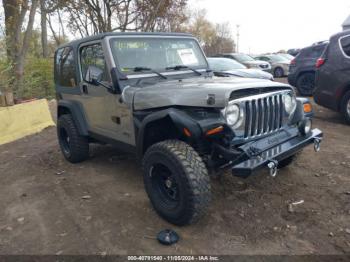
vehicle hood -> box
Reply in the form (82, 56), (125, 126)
(222, 69), (273, 80)
(123, 77), (291, 111)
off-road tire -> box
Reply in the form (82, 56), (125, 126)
(143, 140), (211, 226)
(340, 91), (350, 125)
(296, 72), (315, 96)
(57, 114), (89, 163)
(274, 67), (284, 78)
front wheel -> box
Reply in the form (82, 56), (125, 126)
(143, 140), (211, 226)
(340, 91), (350, 125)
(274, 67), (284, 78)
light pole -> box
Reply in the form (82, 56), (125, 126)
(236, 24), (240, 53)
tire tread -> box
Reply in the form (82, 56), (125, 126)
(57, 114), (89, 163)
(143, 140), (211, 225)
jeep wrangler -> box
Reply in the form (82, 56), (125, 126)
(54, 33), (323, 225)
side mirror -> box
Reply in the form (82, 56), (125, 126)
(85, 65), (103, 86)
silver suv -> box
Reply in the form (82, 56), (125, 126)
(55, 33), (323, 225)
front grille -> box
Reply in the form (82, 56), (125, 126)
(243, 93), (284, 138)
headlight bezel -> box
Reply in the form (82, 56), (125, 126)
(224, 102), (244, 129)
(282, 93), (297, 116)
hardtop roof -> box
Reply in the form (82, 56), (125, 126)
(57, 32), (194, 49)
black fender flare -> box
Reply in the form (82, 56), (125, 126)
(136, 108), (202, 158)
(57, 100), (89, 136)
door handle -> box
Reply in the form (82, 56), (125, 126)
(82, 84), (88, 94)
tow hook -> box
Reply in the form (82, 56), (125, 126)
(267, 160), (279, 177)
(314, 138), (321, 152)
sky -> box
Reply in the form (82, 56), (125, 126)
(0, 0), (349, 55)
(189, 0), (350, 54)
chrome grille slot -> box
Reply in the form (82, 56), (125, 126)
(243, 92), (285, 139)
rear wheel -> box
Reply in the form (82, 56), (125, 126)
(57, 114), (89, 163)
(143, 140), (211, 226)
(296, 72), (315, 96)
(274, 67), (284, 78)
(340, 91), (350, 125)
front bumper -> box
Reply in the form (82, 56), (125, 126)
(231, 128), (323, 178)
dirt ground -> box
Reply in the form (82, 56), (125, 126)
(0, 79), (349, 255)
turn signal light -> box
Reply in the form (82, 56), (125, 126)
(303, 103), (312, 113)
(183, 128), (192, 137)
(206, 126), (224, 136)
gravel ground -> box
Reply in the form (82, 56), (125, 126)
(0, 79), (349, 255)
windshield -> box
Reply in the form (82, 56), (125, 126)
(208, 58), (246, 71)
(109, 37), (208, 74)
(267, 55), (290, 63)
(232, 54), (255, 62)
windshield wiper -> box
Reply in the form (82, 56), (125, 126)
(215, 71), (243, 78)
(131, 67), (167, 79)
(165, 65), (202, 76)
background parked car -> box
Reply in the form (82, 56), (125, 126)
(314, 31), (350, 124)
(207, 57), (274, 80)
(255, 54), (290, 78)
(277, 53), (294, 61)
(213, 53), (271, 72)
(288, 41), (328, 96)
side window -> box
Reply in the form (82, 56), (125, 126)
(55, 47), (77, 87)
(340, 35), (350, 57)
(80, 43), (108, 82)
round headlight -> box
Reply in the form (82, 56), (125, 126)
(225, 103), (244, 128)
(283, 93), (296, 115)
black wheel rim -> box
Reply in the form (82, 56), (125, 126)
(299, 75), (314, 94)
(150, 163), (180, 208)
(275, 68), (283, 78)
(59, 127), (71, 155)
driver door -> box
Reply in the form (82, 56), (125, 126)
(79, 42), (117, 138)
(78, 41), (135, 144)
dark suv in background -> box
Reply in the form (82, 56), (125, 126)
(314, 30), (350, 124)
(288, 42), (328, 96)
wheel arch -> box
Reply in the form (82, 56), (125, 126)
(57, 100), (89, 136)
(296, 70), (315, 81)
(136, 108), (202, 158)
(337, 85), (350, 111)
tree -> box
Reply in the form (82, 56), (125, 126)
(3, 0), (39, 95)
(135, 0), (188, 32)
(62, 0), (188, 37)
(39, 0), (65, 57)
(186, 9), (235, 56)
